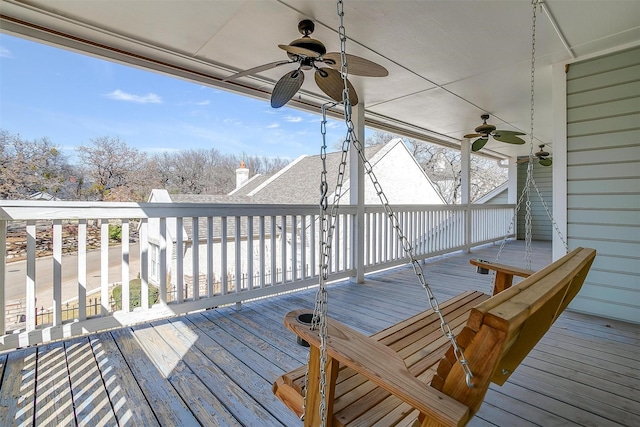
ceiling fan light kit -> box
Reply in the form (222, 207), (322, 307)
(223, 19), (388, 108)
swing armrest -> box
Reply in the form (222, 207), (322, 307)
(469, 259), (533, 278)
(470, 259), (534, 295)
(284, 310), (471, 427)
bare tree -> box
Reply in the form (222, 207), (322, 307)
(76, 136), (149, 201)
(0, 130), (71, 199)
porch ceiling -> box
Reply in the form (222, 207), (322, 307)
(1, 0), (639, 158)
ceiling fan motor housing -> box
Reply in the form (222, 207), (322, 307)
(288, 37), (326, 57)
(475, 123), (496, 135)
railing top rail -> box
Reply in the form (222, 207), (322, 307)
(0, 200), (515, 221)
(0, 202), (340, 220)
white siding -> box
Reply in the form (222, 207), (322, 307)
(565, 46), (640, 324)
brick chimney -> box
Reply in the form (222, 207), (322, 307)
(236, 161), (249, 189)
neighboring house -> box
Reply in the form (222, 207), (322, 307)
(474, 183), (508, 205)
(147, 138), (445, 293)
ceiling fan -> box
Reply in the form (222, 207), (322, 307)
(464, 114), (527, 152)
(222, 19), (388, 108)
(517, 144), (553, 166)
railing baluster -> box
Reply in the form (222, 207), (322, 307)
(270, 216), (276, 286)
(121, 219), (130, 311)
(25, 221), (36, 332)
(291, 215), (298, 280)
(176, 218), (183, 304)
(52, 220), (62, 325)
(207, 217), (213, 297)
(259, 216), (265, 288)
(159, 218), (167, 304)
(140, 218), (149, 309)
(100, 221), (109, 315)
(221, 217), (228, 294)
(309, 215), (318, 277)
(234, 216), (241, 293)
(78, 220), (87, 321)
(247, 216), (254, 290)
(191, 217), (199, 300)
(300, 215), (306, 279)
(280, 215), (286, 283)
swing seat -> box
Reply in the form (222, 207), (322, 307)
(273, 247), (596, 426)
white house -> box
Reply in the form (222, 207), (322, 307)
(147, 138), (445, 296)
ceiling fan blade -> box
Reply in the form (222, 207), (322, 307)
(463, 133), (482, 139)
(314, 68), (359, 105)
(494, 130), (526, 136)
(271, 69), (305, 108)
(322, 52), (388, 77)
(493, 133), (526, 145)
(471, 137), (489, 152)
(278, 44), (321, 58)
(539, 158), (552, 167)
(223, 60), (293, 82)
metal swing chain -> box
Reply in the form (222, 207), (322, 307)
(300, 100), (350, 425)
(304, 5), (357, 425)
(345, 0), (475, 390)
(492, 0), (568, 279)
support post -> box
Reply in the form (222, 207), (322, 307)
(461, 139), (471, 252)
(552, 62), (568, 260)
(351, 101), (365, 283)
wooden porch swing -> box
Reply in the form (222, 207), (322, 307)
(274, 246), (596, 426)
(273, 1), (596, 425)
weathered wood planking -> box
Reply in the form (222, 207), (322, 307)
(64, 337), (117, 426)
(34, 342), (76, 426)
(151, 318), (283, 426)
(0, 347), (37, 427)
(0, 241), (637, 427)
(109, 327), (201, 426)
(168, 315), (301, 426)
(129, 322), (241, 426)
(90, 332), (160, 426)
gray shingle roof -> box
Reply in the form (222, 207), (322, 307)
(152, 142), (403, 240)
(247, 144), (385, 204)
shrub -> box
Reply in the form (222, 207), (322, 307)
(108, 224), (122, 241)
(111, 278), (159, 311)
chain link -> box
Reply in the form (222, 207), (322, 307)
(305, 2), (477, 424)
(492, 0), (568, 278)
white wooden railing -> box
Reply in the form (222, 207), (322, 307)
(0, 201), (514, 350)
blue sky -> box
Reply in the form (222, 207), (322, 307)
(0, 33), (349, 163)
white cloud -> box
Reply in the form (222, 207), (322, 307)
(195, 100), (210, 106)
(105, 89), (162, 104)
(284, 115), (303, 123)
(0, 46), (11, 58)
(267, 123), (280, 129)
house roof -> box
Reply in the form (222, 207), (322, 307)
(149, 139), (443, 240)
(241, 144), (385, 204)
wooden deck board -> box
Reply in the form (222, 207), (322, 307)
(0, 347), (36, 427)
(1, 241), (638, 426)
(64, 337), (118, 426)
(90, 332), (160, 426)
